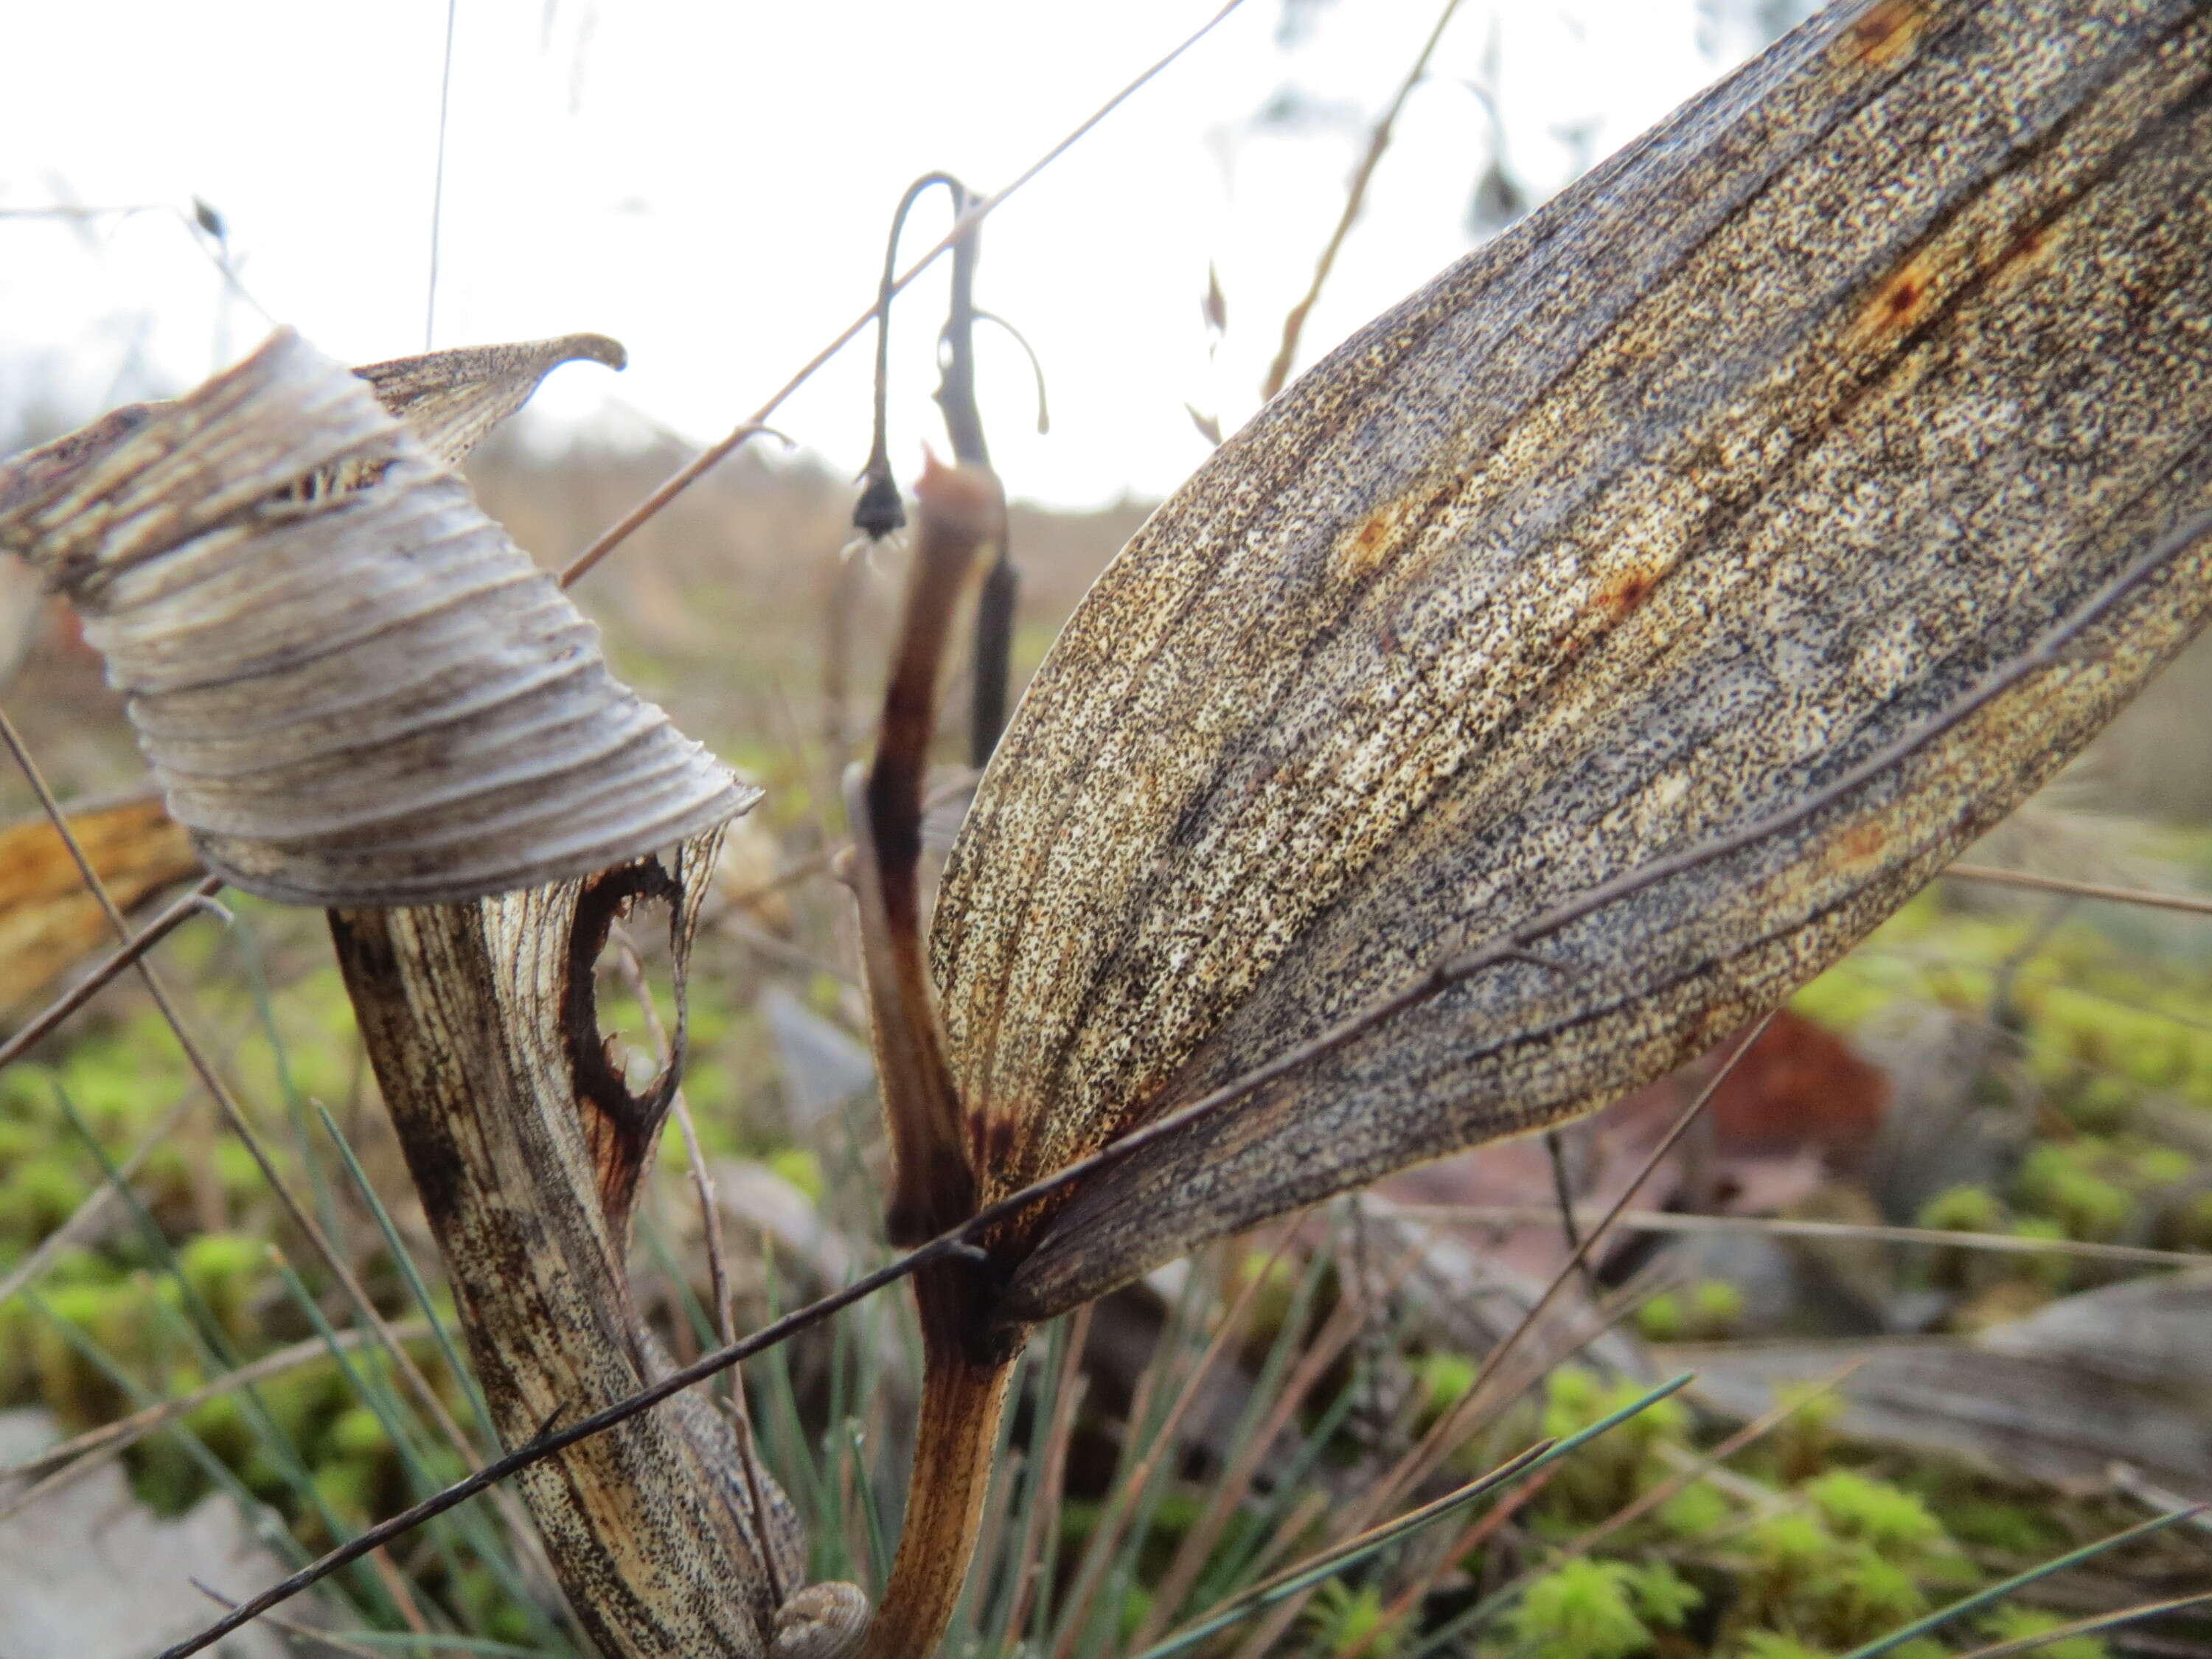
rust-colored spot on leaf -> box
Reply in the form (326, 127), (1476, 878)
(1335, 502), (1402, 582)
(1596, 567), (1660, 620)
(1838, 0), (1928, 67)
(1989, 221), (2059, 291)
(1854, 251), (1939, 344)
(1829, 818), (1889, 874)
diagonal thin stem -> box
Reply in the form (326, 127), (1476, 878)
(1260, 0), (1470, 400)
(0, 871), (223, 1074)
(1133, 1374), (1697, 1659)
(1836, 1503), (2210, 1659)
(1950, 1590), (2212, 1659)
(1942, 861), (2212, 916)
(556, 0), (1248, 588)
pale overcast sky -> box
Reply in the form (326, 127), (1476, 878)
(1, 0), (1798, 509)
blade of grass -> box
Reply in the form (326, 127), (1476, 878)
(47, 1093), (401, 1618)
(1048, 1235), (1289, 1659)
(262, 1246), (484, 1631)
(1130, 1372), (1696, 1659)
(1354, 1358), (1865, 1659)
(0, 706), (465, 1464)
(313, 1105), (498, 1450)
(262, 1245), (563, 1649)
(1835, 1503), (2211, 1659)
(0, 1091), (199, 1310)
(1951, 1590), (2212, 1658)
(1130, 1231), (1340, 1645)
(846, 1417), (894, 1590)
(0, 1320), (428, 1493)
(1017, 1307), (1094, 1649)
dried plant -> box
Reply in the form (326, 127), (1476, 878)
(4, 2), (2211, 1658)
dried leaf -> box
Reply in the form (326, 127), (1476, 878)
(331, 831), (822, 1659)
(929, 0), (2212, 1321)
(354, 333), (626, 467)
(0, 330), (756, 906)
(0, 794), (197, 1024)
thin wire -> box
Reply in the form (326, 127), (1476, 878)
(556, 0), (1250, 589)
(426, 0), (460, 350)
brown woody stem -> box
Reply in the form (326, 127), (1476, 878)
(861, 1261), (1023, 1659)
(849, 456), (1020, 1659)
(851, 456), (1004, 1245)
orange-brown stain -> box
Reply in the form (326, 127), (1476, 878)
(973, 1111), (1017, 1175)
(1833, 819), (1888, 869)
(1335, 504), (1402, 582)
(1989, 221), (2059, 291)
(1596, 566), (1661, 620)
(1854, 251), (1939, 343)
(1839, 0), (1928, 68)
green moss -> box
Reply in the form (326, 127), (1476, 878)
(1978, 1605), (2112, 1659)
(1414, 1350), (1478, 1427)
(3, 1155), (91, 1238)
(328, 1405), (392, 1460)
(2129, 1144), (2191, 1186)
(1820, 1549), (1925, 1638)
(1658, 1480), (1731, 1539)
(178, 1231), (264, 1343)
(1636, 1293), (1686, 1343)
(1941, 1497), (2063, 1556)
(1512, 1559), (1655, 1659)
(1624, 1560), (1702, 1630)
(1692, 1279), (1746, 1333)
(1303, 1582), (1399, 1659)
(310, 1458), (377, 1530)
(2014, 1144), (2132, 1242)
(1745, 1511), (1832, 1582)
(1731, 1635), (1832, 1659)
(768, 1147), (824, 1202)
(183, 1385), (255, 1465)
(1802, 1472), (1945, 1559)
(1916, 1184), (2003, 1234)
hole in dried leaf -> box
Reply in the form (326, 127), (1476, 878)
(593, 892), (683, 1101)
(563, 855), (689, 1132)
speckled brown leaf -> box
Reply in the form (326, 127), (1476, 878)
(928, 0), (2212, 1322)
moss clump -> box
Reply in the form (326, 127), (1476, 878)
(1509, 1557), (1698, 1659)
(1303, 1581), (1401, 1659)
(1537, 1368), (1693, 1526)
(177, 1231), (264, 1343)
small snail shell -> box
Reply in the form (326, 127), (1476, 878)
(0, 327), (757, 907)
(770, 1581), (871, 1659)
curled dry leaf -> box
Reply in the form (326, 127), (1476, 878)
(354, 332), (627, 468)
(931, 0), (2212, 1317)
(0, 328), (754, 906)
